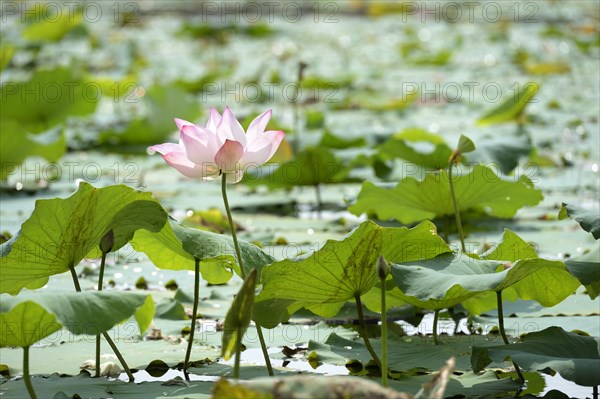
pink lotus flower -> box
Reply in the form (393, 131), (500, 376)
(149, 107), (284, 183)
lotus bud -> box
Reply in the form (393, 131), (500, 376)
(377, 256), (389, 280)
(100, 230), (114, 253)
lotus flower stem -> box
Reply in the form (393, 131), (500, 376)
(233, 323), (243, 379)
(315, 183), (323, 214)
(377, 256), (389, 386)
(354, 294), (382, 370)
(380, 283), (388, 386)
(291, 61), (307, 153)
(23, 346), (37, 399)
(183, 257), (201, 379)
(69, 264), (135, 382)
(221, 174), (274, 377)
(95, 250), (107, 378)
(432, 309), (440, 345)
(496, 291), (525, 384)
(447, 164), (466, 252)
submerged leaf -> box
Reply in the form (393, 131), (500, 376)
(472, 327), (600, 386)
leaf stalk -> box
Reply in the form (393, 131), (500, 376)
(183, 257), (201, 379)
(354, 294), (382, 370)
(221, 174), (274, 377)
(69, 264), (135, 382)
(447, 163), (466, 252)
(23, 346), (37, 399)
(496, 290), (525, 384)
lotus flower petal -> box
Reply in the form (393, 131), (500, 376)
(174, 118), (195, 131)
(180, 125), (219, 166)
(151, 107), (285, 184)
(217, 107), (247, 147)
(215, 139), (244, 173)
(207, 107), (222, 132)
(162, 149), (207, 178)
(246, 109), (272, 144)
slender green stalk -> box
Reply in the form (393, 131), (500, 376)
(291, 61), (307, 153)
(292, 94), (300, 153)
(380, 284), (388, 386)
(496, 291), (525, 384)
(432, 309), (440, 345)
(23, 346), (37, 399)
(221, 174), (274, 377)
(183, 258), (201, 379)
(233, 324), (243, 379)
(102, 331), (135, 382)
(95, 251), (107, 378)
(69, 264), (135, 382)
(354, 294), (382, 370)
(314, 183), (323, 214)
(95, 336), (101, 378)
(447, 164), (466, 252)
(69, 264), (81, 292)
(255, 326), (271, 374)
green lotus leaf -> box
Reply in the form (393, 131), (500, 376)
(243, 147), (352, 188)
(308, 331), (502, 372)
(0, 302), (62, 348)
(131, 217), (274, 284)
(376, 128), (452, 170)
(99, 86), (202, 148)
(319, 131), (366, 149)
(1, 67), (97, 131)
(472, 327), (600, 386)
(456, 135), (476, 154)
(390, 230), (580, 313)
(565, 245), (600, 299)
(0, 183), (168, 295)
(254, 221), (451, 328)
(0, 291), (154, 339)
(349, 164), (543, 224)
(559, 203), (600, 239)
(0, 44), (14, 71)
(22, 8), (82, 42)
(477, 83), (539, 126)
(469, 130), (532, 174)
(0, 126), (66, 181)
